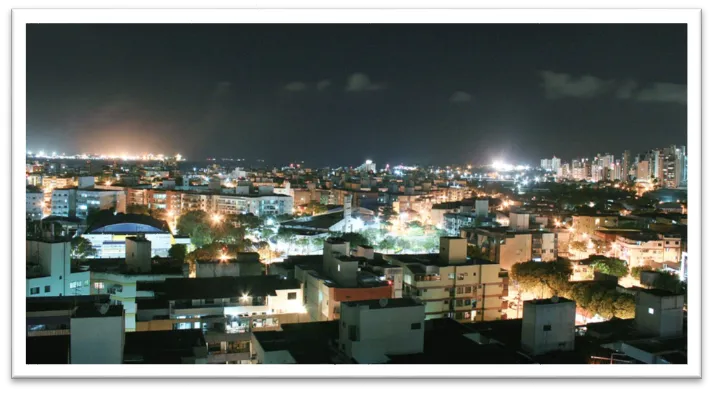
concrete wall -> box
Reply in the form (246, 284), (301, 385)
(499, 234), (532, 270)
(521, 300), (576, 356)
(438, 237), (467, 264)
(339, 302), (425, 364)
(70, 314), (125, 364)
(635, 292), (684, 337)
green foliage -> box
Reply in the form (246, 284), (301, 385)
(168, 244), (187, 262)
(510, 259), (573, 297)
(630, 265), (655, 280)
(566, 281), (636, 319)
(177, 210), (210, 236)
(126, 205), (150, 215)
(340, 232), (370, 247)
(591, 258), (628, 278)
(652, 272), (686, 295)
(377, 237), (397, 252)
(467, 244), (489, 260)
(70, 237), (96, 259)
(86, 208), (115, 227)
(190, 224), (213, 248)
(303, 202), (328, 216)
(379, 205), (397, 222)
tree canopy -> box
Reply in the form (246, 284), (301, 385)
(70, 237), (96, 260)
(168, 244), (187, 262)
(590, 258), (628, 278)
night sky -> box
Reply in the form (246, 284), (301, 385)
(26, 24), (687, 167)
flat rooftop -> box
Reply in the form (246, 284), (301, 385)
(26, 295), (111, 313)
(343, 297), (421, 310)
(525, 297), (575, 306)
(73, 303), (124, 319)
(154, 275), (301, 300)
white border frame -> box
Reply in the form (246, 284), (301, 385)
(11, 8), (701, 378)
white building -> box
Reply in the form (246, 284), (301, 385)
(51, 188), (77, 217)
(76, 188), (127, 219)
(613, 233), (682, 268)
(26, 189), (44, 221)
(339, 298), (425, 364)
(212, 194), (293, 217)
(520, 297), (576, 356)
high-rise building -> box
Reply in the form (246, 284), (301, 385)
(540, 156), (560, 172)
(637, 160), (650, 181)
(622, 150), (631, 182)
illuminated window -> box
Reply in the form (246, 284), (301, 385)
(94, 282), (104, 290)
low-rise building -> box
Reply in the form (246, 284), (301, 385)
(135, 275), (309, 364)
(81, 213), (174, 258)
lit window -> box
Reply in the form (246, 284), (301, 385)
(94, 282), (104, 290)
(648, 308), (655, 315)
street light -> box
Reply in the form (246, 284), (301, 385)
(212, 214), (223, 224)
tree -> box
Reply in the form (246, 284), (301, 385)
(467, 244), (489, 260)
(190, 224), (213, 248)
(591, 239), (612, 255)
(510, 260), (573, 298)
(569, 240), (588, 253)
(86, 208), (115, 227)
(177, 210), (210, 236)
(71, 237), (96, 259)
(613, 294), (636, 319)
(379, 205), (397, 223)
(377, 237), (397, 253)
(126, 205), (150, 215)
(304, 202), (328, 216)
(341, 232), (370, 247)
(652, 272), (686, 295)
(631, 265), (655, 280)
(311, 237), (325, 252)
(168, 244), (187, 262)
(591, 258), (628, 278)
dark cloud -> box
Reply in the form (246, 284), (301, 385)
(345, 73), (384, 92)
(539, 71), (614, 99)
(635, 82), (686, 104)
(316, 79), (331, 91)
(284, 81), (308, 92)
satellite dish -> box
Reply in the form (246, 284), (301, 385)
(379, 298), (388, 308)
(551, 296), (559, 303)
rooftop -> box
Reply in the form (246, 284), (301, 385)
(525, 297), (575, 306)
(252, 321), (340, 364)
(343, 297), (422, 310)
(26, 295), (110, 313)
(124, 329), (207, 364)
(153, 275), (301, 300)
(85, 213), (171, 234)
(73, 303), (124, 318)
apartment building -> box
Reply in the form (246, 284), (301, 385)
(612, 233), (682, 268)
(384, 237), (508, 323)
(26, 188), (44, 221)
(135, 275), (309, 364)
(463, 227), (558, 270)
(572, 214), (619, 235)
(50, 188), (77, 218)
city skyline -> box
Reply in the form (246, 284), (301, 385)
(27, 23), (687, 167)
